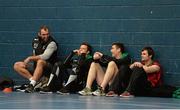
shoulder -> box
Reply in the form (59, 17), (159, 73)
(153, 61), (160, 65)
(122, 52), (130, 58)
(48, 41), (57, 46)
(152, 61), (161, 68)
(47, 41), (58, 50)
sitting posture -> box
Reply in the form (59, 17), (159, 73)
(40, 42), (93, 94)
(79, 42), (131, 96)
(120, 47), (163, 98)
(14, 25), (58, 93)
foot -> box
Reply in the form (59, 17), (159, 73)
(14, 84), (29, 92)
(106, 91), (118, 97)
(39, 86), (53, 94)
(120, 91), (134, 98)
(92, 86), (105, 96)
(25, 84), (34, 93)
(57, 88), (70, 95)
(78, 87), (92, 96)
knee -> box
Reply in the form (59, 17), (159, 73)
(90, 62), (97, 67)
(108, 61), (116, 67)
(132, 67), (145, 75)
(118, 65), (131, 78)
(37, 59), (46, 66)
(55, 61), (63, 67)
(133, 66), (144, 71)
(13, 62), (18, 70)
(13, 62), (22, 70)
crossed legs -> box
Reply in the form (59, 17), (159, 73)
(14, 59), (47, 83)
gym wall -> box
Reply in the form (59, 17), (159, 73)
(0, 0), (180, 86)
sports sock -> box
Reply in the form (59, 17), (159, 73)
(65, 75), (77, 86)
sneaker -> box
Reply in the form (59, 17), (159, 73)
(106, 91), (118, 97)
(57, 88), (70, 95)
(78, 87), (92, 96)
(25, 84), (34, 93)
(14, 84), (29, 92)
(92, 86), (105, 96)
(39, 86), (53, 94)
(120, 91), (134, 98)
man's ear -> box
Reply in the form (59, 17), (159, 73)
(149, 55), (152, 59)
(87, 51), (90, 54)
(118, 48), (121, 52)
(38, 32), (41, 37)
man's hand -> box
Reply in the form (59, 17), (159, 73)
(93, 52), (103, 60)
(130, 62), (143, 69)
(73, 49), (81, 55)
(73, 49), (87, 56)
(24, 57), (31, 65)
(23, 56), (41, 65)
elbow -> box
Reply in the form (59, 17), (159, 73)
(39, 55), (50, 61)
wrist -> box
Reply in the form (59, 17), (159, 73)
(143, 65), (147, 69)
(130, 64), (134, 69)
(26, 57), (31, 62)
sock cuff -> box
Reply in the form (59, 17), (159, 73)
(30, 80), (36, 86)
(29, 77), (33, 82)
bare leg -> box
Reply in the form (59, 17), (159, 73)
(100, 61), (119, 90)
(14, 62), (33, 79)
(32, 59), (46, 81)
(86, 62), (105, 89)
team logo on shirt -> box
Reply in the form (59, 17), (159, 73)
(33, 38), (39, 49)
(43, 46), (46, 50)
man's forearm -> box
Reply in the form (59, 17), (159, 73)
(143, 65), (160, 74)
(28, 56), (41, 62)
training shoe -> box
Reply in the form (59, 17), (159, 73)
(120, 91), (134, 98)
(78, 87), (92, 96)
(106, 91), (118, 97)
(14, 84), (29, 92)
(39, 86), (53, 94)
(57, 88), (70, 95)
(92, 86), (105, 96)
(25, 84), (34, 93)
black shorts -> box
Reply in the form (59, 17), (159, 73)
(26, 61), (53, 77)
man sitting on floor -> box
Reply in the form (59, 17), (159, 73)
(79, 42), (131, 96)
(40, 42), (93, 94)
(120, 47), (163, 98)
(13, 25), (58, 93)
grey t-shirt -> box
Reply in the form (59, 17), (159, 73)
(38, 41), (57, 60)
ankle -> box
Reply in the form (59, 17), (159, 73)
(98, 85), (104, 90)
(29, 77), (33, 82)
(86, 86), (91, 89)
(30, 80), (36, 86)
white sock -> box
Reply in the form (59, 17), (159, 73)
(46, 66), (60, 86)
(47, 74), (54, 86)
(55, 67), (60, 76)
(65, 75), (77, 86)
(30, 80), (36, 86)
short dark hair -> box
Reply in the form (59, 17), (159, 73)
(39, 25), (50, 33)
(142, 46), (155, 59)
(81, 42), (92, 54)
(112, 42), (125, 53)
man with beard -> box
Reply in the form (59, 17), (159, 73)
(14, 25), (58, 93)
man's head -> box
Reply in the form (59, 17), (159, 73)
(141, 47), (155, 62)
(38, 25), (50, 43)
(79, 42), (92, 55)
(111, 42), (125, 57)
